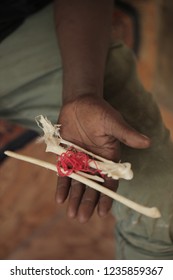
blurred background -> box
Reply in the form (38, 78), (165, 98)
(1, 0), (173, 259)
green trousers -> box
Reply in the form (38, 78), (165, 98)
(105, 45), (173, 259)
(1, 5), (173, 259)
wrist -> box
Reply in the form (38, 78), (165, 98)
(62, 79), (103, 104)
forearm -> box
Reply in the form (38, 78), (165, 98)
(54, 0), (114, 102)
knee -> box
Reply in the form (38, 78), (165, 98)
(113, 168), (173, 259)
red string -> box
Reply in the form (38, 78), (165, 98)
(56, 147), (102, 177)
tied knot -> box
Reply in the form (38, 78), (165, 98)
(56, 147), (102, 177)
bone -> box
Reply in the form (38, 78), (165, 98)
(35, 115), (133, 180)
(4, 150), (161, 218)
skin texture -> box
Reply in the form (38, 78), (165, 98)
(54, 0), (150, 223)
(56, 95), (150, 223)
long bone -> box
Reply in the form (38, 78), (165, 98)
(35, 115), (133, 181)
(4, 150), (161, 218)
(4, 114), (161, 219)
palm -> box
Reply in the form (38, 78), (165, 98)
(59, 95), (121, 160)
(56, 95), (150, 223)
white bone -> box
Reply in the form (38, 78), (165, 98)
(35, 115), (133, 180)
(4, 150), (161, 219)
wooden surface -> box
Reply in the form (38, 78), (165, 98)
(1, 0), (173, 260)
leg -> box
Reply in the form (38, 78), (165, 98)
(104, 44), (173, 259)
(0, 4), (62, 133)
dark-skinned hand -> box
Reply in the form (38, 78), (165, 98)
(55, 94), (150, 223)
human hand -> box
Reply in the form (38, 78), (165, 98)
(55, 94), (150, 223)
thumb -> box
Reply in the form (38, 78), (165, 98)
(108, 111), (151, 149)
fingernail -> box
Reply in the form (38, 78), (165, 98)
(56, 196), (63, 204)
(98, 209), (107, 217)
(140, 133), (150, 140)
